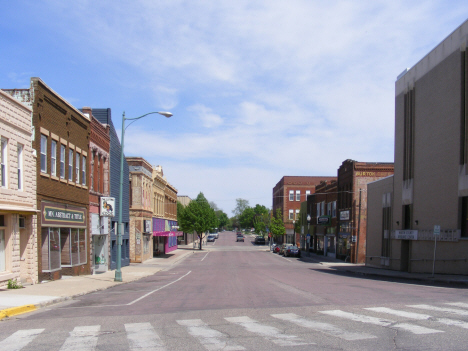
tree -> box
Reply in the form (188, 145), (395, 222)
(232, 198), (249, 217)
(270, 209), (285, 243)
(180, 192), (217, 249)
(239, 207), (255, 228)
(209, 201), (219, 211)
(215, 210), (229, 230)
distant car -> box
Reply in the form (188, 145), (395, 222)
(207, 235), (216, 242)
(284, 245), (301, 257)
(210, 232), (219, 239)
(236, 233), (244, 242)
(254, 236), (266, 245)
(279, 244), (293, 255)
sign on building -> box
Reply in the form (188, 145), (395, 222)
(100, 197), (115, 217)
(340, 210), (350, 221)
(317, 216), (331, 226)
(395, 230), (418, 240)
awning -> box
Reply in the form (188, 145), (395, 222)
(0, 205), (39, 214)
(153, 230), (184, 237)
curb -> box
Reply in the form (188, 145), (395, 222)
(0, 304), (36, 321)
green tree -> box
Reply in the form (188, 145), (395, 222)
(215, 210), (229, 230)
(239, 206), (255, 228)
(232, 198), (249, 217)
(180, 192), (217, 249)
(270, 209), (285, 244)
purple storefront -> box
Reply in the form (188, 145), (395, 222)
(152, 218), (183, 256)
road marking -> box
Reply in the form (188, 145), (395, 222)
(60, 325), (100, 351)
(177, 319), (245, 350)
(127, 271), (191, 305)
(437, 318), (468, 328)
(125, 322), (165, 351)
(445, 302), (468, 309)
(407, 304), (468, 316)
(271, 313), (375, 340)
(201, 252), (209, 261)
(0, 329), (44, 351)
(320, 310), (393, 326)
(364, 307), (432, 320)
(320, 310), (442, 334)
(225, 316), (311, 347)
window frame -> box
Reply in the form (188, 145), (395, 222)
(289, 209), (294, 220)
(68, 149), (73, 181)
(82, 155), (86, 185)
(75, 152), (80, 184)
(50, 140), (57, 176)
(296, 190), (300, 201)
(40, 135), (47, 173)
(60, 144), (66, 179)
(289, 190), (294, 201)
(17, 144), (23, 190)
(1, 138), (8, 187)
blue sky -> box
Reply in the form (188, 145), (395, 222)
(2, 1), (468, 215)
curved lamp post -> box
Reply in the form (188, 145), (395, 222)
(115, 111), (172, 282)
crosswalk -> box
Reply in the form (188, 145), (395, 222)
(2, 301), (468, 350)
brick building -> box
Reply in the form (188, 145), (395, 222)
(4, 78), (91, 281)
(0, 89), (38, 287)
(91, 108), (130, 270)
(272, 176), (336, 244)
(83, 108), (111, 274)
(127, 157), (154, 263)
(337, 159), (394, 263)
(307, 180), (338, 257)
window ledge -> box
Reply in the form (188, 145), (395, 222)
(76, 184), (82, 189)
(60, 178), (67, 184)
(40, 172), (50, 178)
(68, 181), (75, 186)
(51, 175), (59, 181)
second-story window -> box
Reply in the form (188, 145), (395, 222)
(40, 135), (47, 173)
(289, 190), (294, 201)
(68, 149), (73, 181)
(75, 152), (80, 184)
(82, 156), (86, 185)
(51, 140), (57, 177)
(1, 138), (8, 187)
(17, 144), (23, 191)
(60, 145), (65, 179)
(289, 209), (293, 220)
(296, 190), (300, 201)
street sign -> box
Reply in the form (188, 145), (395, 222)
(433, 225), (440, 236)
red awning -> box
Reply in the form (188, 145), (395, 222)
(153, 231), (184, 237)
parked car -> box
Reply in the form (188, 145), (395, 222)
(284, 245), (301, 257)
(236, 233), (244, 242)
(210, 232), (219, 239)
(207, 235), (216, 242)
(254, 236), (266, 245)
(270, 244), (278, 252)
(273, 245), (281, 253)
(279, 243), (293, 255)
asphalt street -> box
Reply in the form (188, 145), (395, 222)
(2, 231), (468, 350)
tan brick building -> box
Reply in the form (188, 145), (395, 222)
(128, 157), (154, 263)
(0, 89), (38, 287)
(4, 78), (91, 281)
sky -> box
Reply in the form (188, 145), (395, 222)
(2, 1), (468, 215)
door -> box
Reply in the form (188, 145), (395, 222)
(400, 240), (410, 272)
(0, 229), (5, 272)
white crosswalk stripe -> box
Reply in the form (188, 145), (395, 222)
(0, 329), (44, 351)
(225, 315), (312, 347)
(408, 304), (468, 316)
(176, 319), (245, 351)
(271, 313), (376, 340)
(445, 302), (468, 309)
(366, 307), (468, 329)
(320, 310), (443, 334)
(59, 325), (100, 351)
(125, 322), (165, 351)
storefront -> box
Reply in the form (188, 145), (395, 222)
(152, 217), (182, 256)
(40, 201), (89, 281)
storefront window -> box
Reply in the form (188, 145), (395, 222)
(42, 227), (61, 271)
(71, 228), (79, 265)
(79, 229), (86, 263)
(60, 228), (71, 265)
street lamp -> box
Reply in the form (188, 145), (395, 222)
(115, 111), (173, 282)
(306, 214), (311, 252)
(292, 220), (295, 245)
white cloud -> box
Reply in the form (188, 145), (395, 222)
(188, 104), (224, 128)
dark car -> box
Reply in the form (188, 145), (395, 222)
(236, 233), (244, 242)
(284, 245), (301, 257)
(254, 236), (266, 245)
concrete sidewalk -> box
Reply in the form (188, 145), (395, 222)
(300, 251), (468, 286)
(0, 246), (197, 320)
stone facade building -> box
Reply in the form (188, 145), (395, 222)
(0, 89), (37, 287)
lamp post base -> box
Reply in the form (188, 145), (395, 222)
(114, 271), (122, 282)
